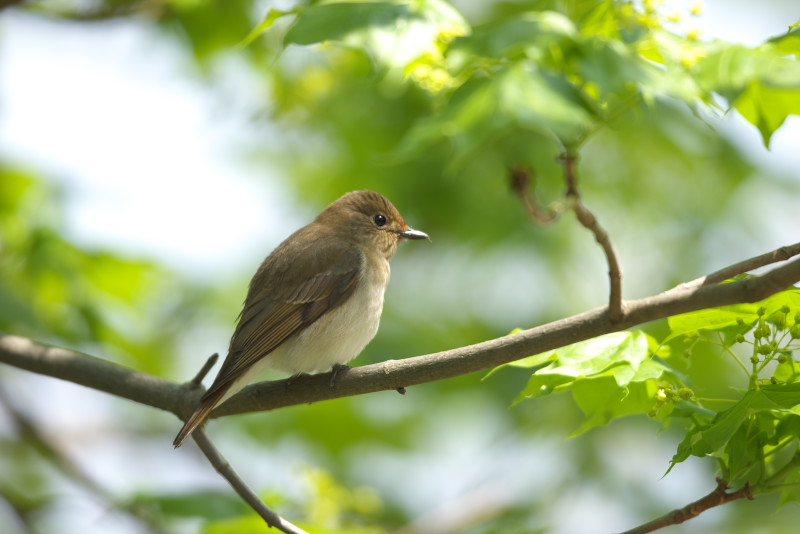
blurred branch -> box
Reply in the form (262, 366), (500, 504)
(0, 491), (34, 534)
(0, 387), (171, 533)
(20, 0), (165, 21)
(191, 428), (310, 534)
(509, 166), (562, 224)
(619, 479), (754, 534)
(0, 0), (26, 11)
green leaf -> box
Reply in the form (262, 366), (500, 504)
(396, 59), (596, 161)
(570, 376), (658, 435)
(692, 44), (800, 145)
(285, 2), (413, 46)
(576, 37), (654, 99)
(666, 307), (753, 342)
(768, 26), (800, 57)
(773, 360), (800, 384)
(497, 62), (597, 142)
(724, 414), (768, 485)
(238, 8), (295, 49)
(734, 83), (800, 146)
(505, 348), (558, 370)
(513, 331), (658, 403)
(691, 390), (757, 457)
(687, 388), (799, 460)
(283, 0), (468, 69)
(666, 287), (800, 341)
(449, 11), (576, 60)
(779, 460), (800, 506)
(761, 383), (800, 413)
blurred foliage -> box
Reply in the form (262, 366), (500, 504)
(2, 0), (800, 533)
(0, 167), (213, 374)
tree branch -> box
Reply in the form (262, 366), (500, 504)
(0, 245), (798, 533)
(678, 242), (800, 289)
(191, 428), (310, 534)
(619, 478), (755, 534)
(0, 336), (182, 414)
(1, 245), (798, 420)
(219, 252), (799, 416)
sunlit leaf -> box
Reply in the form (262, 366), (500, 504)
(570, 376), (658, 435)
(238, 8), (295, 49)
(667, 287), (800, 341)
(284, 0), (468, 69)
(513, 331), (662, 410)
(449, 11), (576, 60)
(735, 83), (800, 146)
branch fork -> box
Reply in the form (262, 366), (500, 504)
(510, 153), (626, 322)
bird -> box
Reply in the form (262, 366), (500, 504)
(173, 190), (428, 447)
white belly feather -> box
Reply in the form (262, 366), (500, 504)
(215, 257), (389, 406)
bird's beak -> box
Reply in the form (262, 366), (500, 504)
(399, 227), (429, 240)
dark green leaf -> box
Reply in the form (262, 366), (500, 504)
(285, 3), (413, 46)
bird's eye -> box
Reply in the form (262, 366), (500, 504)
(373, 214), (388, 227)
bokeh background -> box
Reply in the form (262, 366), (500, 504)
(1, 0), (799, 533)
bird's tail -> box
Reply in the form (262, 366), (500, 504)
(173, 388), (227, 448)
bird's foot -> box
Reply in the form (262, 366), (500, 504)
(329, 363), (351, 388)
(285, 373), (308, 389)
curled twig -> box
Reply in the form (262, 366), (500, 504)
(510, 157), (625, 322)
(509, 166), (563, 224)
(560, 153), (625, 322)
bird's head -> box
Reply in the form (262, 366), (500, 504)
(316, 190), (428, 259)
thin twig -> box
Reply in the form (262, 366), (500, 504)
(509, 166), (563, 224)
(560, 153), (625, 322)
(677, 242), (800, 290)
(0, 491), (34, 534)
(190, 428), (310, 534)
(191, 353), (219, 385)
(510, 159), (626, 322)
(618, 478), (755, 534)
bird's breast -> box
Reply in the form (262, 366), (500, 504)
(267, 257), (390, 375)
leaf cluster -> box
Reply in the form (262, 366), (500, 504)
(501, 287), (800, 506)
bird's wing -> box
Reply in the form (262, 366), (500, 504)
(173, 229), (363, 447)
(205, 234), (363, 398)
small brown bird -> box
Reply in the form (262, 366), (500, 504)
(173, 190), (427, 447)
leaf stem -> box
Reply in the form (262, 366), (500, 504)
(718, 335), (751, 377)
